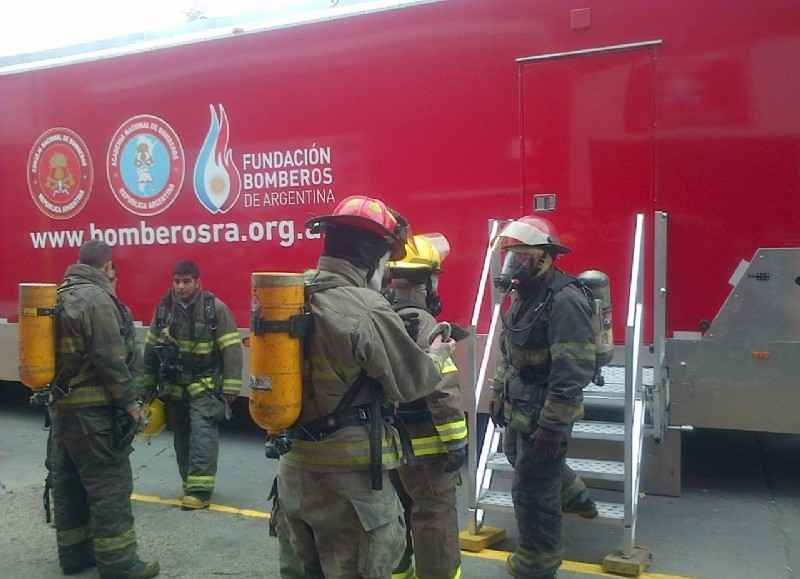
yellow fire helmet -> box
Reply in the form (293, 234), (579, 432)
(139, 397), (166, 439)
(389, 233), (450, 273)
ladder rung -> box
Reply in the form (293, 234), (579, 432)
(572, 421), (625, 441)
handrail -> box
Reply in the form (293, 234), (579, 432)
(467, 219), (501, 533)
(652, 211), (668, 441)
(623, 214), (647, 557)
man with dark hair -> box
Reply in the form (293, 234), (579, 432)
(48, 239), (159, 579)
(275, 196), (456, 579)
(143, 260), (242, 510)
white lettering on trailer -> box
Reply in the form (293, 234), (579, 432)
(242, 145), (331, 170)
(30, 219), (308, 249)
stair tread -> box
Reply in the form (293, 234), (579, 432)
(572, 421), (625, 440)
(477, 491), (624, 523)
(486, 453), (624, 481)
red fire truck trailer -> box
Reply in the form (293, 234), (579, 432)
(2, 1), (798, 469)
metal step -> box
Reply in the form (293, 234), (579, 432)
(584, 366), (653, 409)
(476, 491), (624, 524)
(567, 457), (625, 482)
(486, 453), (624, 483)
(572, 420), (625, 441)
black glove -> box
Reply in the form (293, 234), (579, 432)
(443, 447), (467, 473)
(531, 426), (562, 462)
(489, 389), (506, 427)
(448, 322), (471, 342)
(399, 311), (420, 342)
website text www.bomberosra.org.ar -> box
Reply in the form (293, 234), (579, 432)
(29, 219), (318, 249)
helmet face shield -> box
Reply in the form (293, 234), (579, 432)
(494, 248), (553, 292)
(491, 217), (571, 255)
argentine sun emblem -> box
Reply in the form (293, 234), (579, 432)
(194, 104), (241, 214)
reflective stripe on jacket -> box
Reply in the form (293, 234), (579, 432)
(142, 289), (242, 399)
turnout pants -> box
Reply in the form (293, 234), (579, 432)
(47, 406), (139, 575)
(277, 462), (406, 579)
(504, 426), (569, 579)
(389, 456), (461, 579)
(167, 390), (226, 496)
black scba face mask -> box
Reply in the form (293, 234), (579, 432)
(493, 250), (551, 293)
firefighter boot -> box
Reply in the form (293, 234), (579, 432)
(563, 495), (598, 519)
(99, 557), (160, 579)
(507, 548), (557, 579)
(181, 492), (211, 510)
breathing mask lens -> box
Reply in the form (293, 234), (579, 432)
(494, 249), (553, 292)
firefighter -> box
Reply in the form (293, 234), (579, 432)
(142, 261), (243, 510)
(275, 195), (456, 579)
(489, 216), (597, 579)
(386, 233), (467, 579)
(47, 239), (159, 579)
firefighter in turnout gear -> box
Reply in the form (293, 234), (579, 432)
(386, 233), (467, 579)
(489, 217), (597, 579)
(143, 261), (242, 510)
(47, 239), (159, 579)
(275, 196), (456, 579)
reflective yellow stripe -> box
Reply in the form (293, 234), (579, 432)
(54, 384), (112, 406)
(411, 435), (447, 456)
(551, 341), (596, 362)
(57, 525), (91, 548)
(178, 339), (214, 354)
(441, 357), (458, 374)
(286, 437), (401, 466)
(94, 528), (136, 554)
(222, 378), (242, 389)
(435, 418), (468, 444)
(217, 331), (241, 349)
(186, 475), (215, 492)
(58, 336), (83, 353)
(144, 331), (159, 346)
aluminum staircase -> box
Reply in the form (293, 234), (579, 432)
(461, 215), (653, 575)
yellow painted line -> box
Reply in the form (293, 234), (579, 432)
(131, 493), (271, 519)
(464, 549), (696, 579)
(131, 494), (696, 579)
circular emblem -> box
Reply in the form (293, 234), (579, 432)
(27, 128), (93, 220)
(107, 115), (185, 216)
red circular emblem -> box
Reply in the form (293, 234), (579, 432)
(27, 128), (93, 220)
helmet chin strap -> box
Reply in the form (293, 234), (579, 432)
(368, 250), (391, 291)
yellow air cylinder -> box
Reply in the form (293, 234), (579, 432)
(18, 283), (57, 391)
(249, 273), (305, 434)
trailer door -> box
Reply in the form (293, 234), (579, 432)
(519, 43), (656, 342)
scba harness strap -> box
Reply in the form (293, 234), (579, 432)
(286, 279), (417, 490)
(154, 291), (221, 390)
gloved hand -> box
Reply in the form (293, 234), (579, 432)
(531, 426), (562, 462)
(442, 447), (467, 473)
(489, 389), (506, 427)
(448, 322), (471, 342)
(399, 311), (420, 342)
